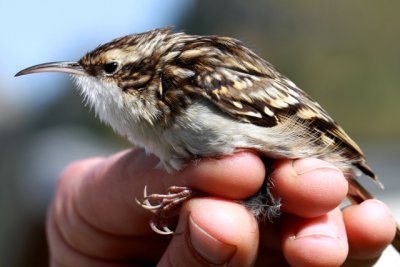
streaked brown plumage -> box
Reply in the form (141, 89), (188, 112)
(16, 27), (399, 251)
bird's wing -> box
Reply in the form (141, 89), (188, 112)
(161, 35), (369, 172)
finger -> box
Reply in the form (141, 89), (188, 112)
(48, 152), (170, 263)
(56, 149), (159, 235)
(68, 149), (264, 235)
(47, 205), (139, 267)
(158, 197), (259, 267)
(343, 199), (396, 260)
(49, 149), (264, 263)
(281, 208), (348, 267)
(182, 150), (265, 199)
(272, 158), (348, 218)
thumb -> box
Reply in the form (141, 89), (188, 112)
(157, 197), (259, 267)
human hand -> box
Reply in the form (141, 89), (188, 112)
(47, 149), (396, 266)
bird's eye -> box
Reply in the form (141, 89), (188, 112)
(103, 61), (119, 74)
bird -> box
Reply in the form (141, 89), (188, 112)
(16, 26), (399, 251)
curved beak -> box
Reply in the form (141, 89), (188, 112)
(15, 61), (86, 77)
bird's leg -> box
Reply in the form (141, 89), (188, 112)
(136, 185), (194, 234)
(242, 158), (282, 221)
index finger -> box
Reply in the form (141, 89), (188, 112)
(48, 148), (265, 264)
(55, 149), (265, 236)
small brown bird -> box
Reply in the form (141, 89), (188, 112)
(16, 27), (399, 251)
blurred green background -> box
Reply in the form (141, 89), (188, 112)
(1, 0), (399, 266)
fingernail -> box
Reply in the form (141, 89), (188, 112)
(188, 216), (237, 265)
(293, 158), (340, 175)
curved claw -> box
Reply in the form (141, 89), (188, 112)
(135, 185), (162, 211)
(140, 202), (163, 210)
(150, 221), (174, 235)
(136, 184), (194, 235)
(135, 199), (162, 210)
(143, 185), (149, 198)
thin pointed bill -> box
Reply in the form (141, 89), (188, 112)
(15, 61), (86, 77)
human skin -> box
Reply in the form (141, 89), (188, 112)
(47, 149), (396, 266)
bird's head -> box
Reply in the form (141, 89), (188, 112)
(16, 27), (179, 125)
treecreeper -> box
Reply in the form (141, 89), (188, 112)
(16, 27), (400, 252)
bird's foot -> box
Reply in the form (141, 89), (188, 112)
(136, 185), (193, 234)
